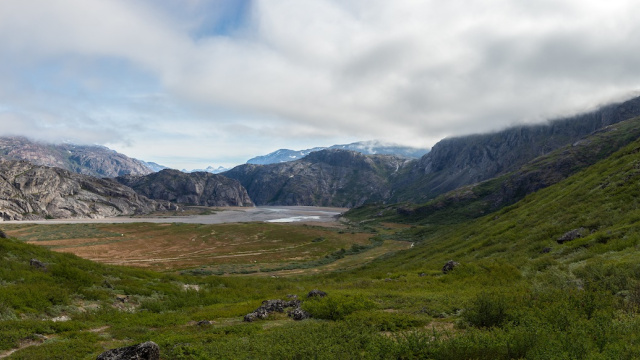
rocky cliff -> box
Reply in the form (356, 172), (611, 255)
(116, 169), (254, 207)
(224, 149), (412, 207)
(392, 95), (640, 202)
(0, 160), (175, 220)
(0, 137), (154, 178)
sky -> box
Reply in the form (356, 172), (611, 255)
(1, 0), (640, 170)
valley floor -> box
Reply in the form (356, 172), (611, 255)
(1, 206), (347, 225)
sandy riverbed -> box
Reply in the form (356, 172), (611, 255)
(3, 206), (348, 225)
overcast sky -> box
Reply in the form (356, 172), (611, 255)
(1, 0), (639, 169)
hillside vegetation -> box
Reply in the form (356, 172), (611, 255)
(3, 131), (640, 358)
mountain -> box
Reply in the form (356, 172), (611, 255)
(0, 160), (175, 220)
(183, 166), (230, 174)
(116, 169), (254, 207)
(391, 95), (640, 202)
(0, 137), (153, 178)
(140, 161), (170, 172)
(246, 141), (429, 165)
(223, 149), (412, 207)
(348, 114), (640, 225)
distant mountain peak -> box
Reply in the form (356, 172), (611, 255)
(246, 141), (429, 165)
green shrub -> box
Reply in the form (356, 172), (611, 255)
(463, 292), (508, 328)
(302, 294), (376, 321)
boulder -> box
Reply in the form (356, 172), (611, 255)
(0, 229), (7, 238)
(307, 289), (328, 298)
(442, 260), (459, 274)
(288, 307), (311, 321)
(29, 258), (47, 271)
(96, 341), (160, 360)
(557, 228), (587, 244)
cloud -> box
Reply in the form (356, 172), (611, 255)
(1, 0), (640, 168)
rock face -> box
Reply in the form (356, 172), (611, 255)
(116, 169), (253, 207)
(96, 341), (160, 360)
(0, 137), (154, 178)
(392, 116), (640, 225)
(393, 95), (640, 202)
(224, 149), (412, 207)
(0, 160), (174, 220)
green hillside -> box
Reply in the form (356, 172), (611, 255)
(4, 135), (640, 358)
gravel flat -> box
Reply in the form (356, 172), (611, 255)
(3, 206), (347, 225)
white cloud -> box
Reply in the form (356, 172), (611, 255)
(1, 0), (640, 168)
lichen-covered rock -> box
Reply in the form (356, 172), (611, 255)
(288, 307), (311, 321)
(243, 299), (301, 322)
(442, 260), (460, 274)
(96, 341), (160, 360)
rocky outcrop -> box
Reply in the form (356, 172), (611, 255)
(0, 137), (153, 178)
(224, 149), (412, 207)
(393, 96), (640, 202)
(96, 341), (160, 360)
(116, 169), (253, 207)
(243, 299), (301, 322)
(0, 160), (175, 220)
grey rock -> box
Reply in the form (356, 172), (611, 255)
(288, 307), (311, 321)
(196, 320), (213, 326)
(557, 228), (588, 244)
(29, 258), (47, 271)
(0, 160), (175, 220)
(0, 229), (7, 238)
(541, 247), (552, 253)
(116, 169), (253, 207)
(243, 299), (301, 322)
(442, 260), (460, 274)
(307, 289), (328, 298)
(96, 341), (160, 360)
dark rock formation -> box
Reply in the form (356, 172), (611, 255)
(96, 341), (160, 360)
(0, 229), (7, 238)
(116, 169), (253, 207)
(29, 258), (47, 271)
(224, 149), (411, 207)
(442, 260), (460, 274)
(196, 320), (213, 326)
(307, 289), (328, 298)
(243, 299), (301, 322)
(393, 95), (640, 203)
(0, 137), (153, 178)
(0, 160), (176, 220)
(541, 247), (552, 254)
(557, 228), (588, 244)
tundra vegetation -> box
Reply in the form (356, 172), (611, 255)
(4, 140), (640, 358)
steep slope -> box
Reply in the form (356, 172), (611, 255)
(224, 149), (412, 207)
(393, 95), (640, 202)
(348, 115), (640, 225)
(116, 169), (253, 207)
(0, 137), (154, 178)
(0, 160), (175, 220)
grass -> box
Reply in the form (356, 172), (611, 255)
(4, 136), (640, 358)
